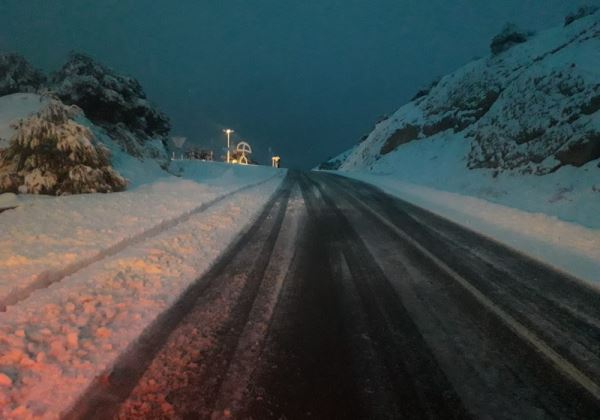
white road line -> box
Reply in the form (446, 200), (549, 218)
(349, 195), (600, 402)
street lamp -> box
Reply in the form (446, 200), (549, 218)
(223, 129), (234, 163)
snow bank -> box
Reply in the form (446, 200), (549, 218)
(336, 132), (600, 229)
(0, 174), (284, 419)
(172, 160), (283, 187)
(337, 171), (600, 287)
(0, 162), (282, 310)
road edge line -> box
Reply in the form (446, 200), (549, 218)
(351, 195), (600, 402)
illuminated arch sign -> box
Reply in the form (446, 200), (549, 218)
(236, 141), (252, 165)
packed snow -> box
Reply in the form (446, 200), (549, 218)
(0, 162), (284, 418)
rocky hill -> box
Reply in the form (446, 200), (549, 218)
(327, 8), (599, 176)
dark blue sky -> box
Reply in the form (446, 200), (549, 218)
(0, 1), (596, 168)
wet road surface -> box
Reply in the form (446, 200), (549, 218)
(67, 171), (600, 420)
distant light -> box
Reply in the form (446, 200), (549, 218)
(224, 129), (235, 163)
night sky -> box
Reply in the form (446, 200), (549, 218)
(1, 1), (596, 168)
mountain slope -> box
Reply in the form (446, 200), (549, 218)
(324, 9), (600, 228)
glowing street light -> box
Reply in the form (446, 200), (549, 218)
(223, 129), (234, 163)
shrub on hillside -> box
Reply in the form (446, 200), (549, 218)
(318, 159), (344, 171)
(0, 53), (46, 96)
(0, 100), (126, 195)
(490, 24), (529, 55)
(564, 5), (599, 26)
(52, 53), (170, 157)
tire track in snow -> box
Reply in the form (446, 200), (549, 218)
(64, 174), (294, 419)
(210, 184), (305, 419)
(0, 173), (283, 312)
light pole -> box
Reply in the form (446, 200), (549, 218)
(223, 129), (234, 163)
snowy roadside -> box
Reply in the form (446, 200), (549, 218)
(0, 163), (280, 310)
(0, 173), (284, 419)
(335, 172), (600, 287)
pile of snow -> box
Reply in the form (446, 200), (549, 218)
(0, 167), (284, 418)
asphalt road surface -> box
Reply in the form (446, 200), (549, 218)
(67, 171), (600, 420)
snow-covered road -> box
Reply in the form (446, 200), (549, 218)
(2, 169), (600, 419)
(69, 172), (600, 418)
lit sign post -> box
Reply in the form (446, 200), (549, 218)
(223, 129), (234, 163)
(236, 141), (252, 165)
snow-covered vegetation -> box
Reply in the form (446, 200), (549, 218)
(0, 99), (126, 195)
(323, 8), (600, 229)
(0, 52), (171, 196)
(0, 93), (50, 150)
(490, 23), (530, 55)
(52, 53), (170, 161)
(0, 54), (46, 97)
(565, 5), (599, 26)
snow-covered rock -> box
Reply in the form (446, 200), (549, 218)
(336, 9), (600, 175)
(51, 53), (170, 161)
(0, 54), (46, 97)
